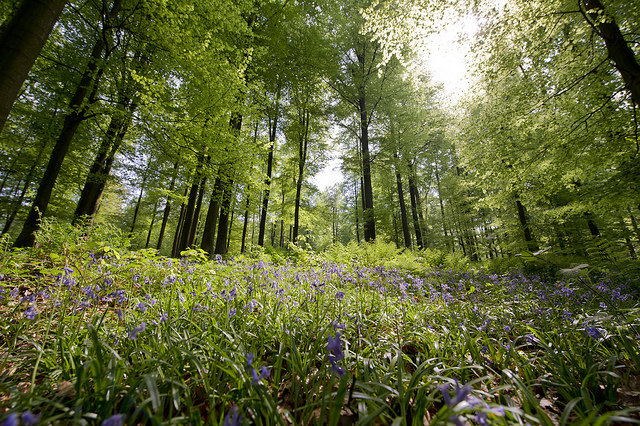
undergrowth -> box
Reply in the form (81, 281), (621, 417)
(0, 221), (639, 425)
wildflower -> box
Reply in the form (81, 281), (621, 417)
(585, 326), (603, 340)
(335, 291), (345, 301)
(2, 413), (19, 426)
(439, 380), (472, 408)
(102, 414), (125, 426)
(127, 322), (146, 340)
(503, 325), (511, 333)
(328, 332), (346, 376)
(222, 406), (242, 426)
(135, 302), (146, 312)
(116, 308), (123, 321)
(229, 309), (236, 318)
(24, 307), (36, 320)
(21, 411), (40, 426)
(158, 313), (168, 323)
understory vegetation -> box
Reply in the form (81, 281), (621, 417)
(1, 224), (639, 425)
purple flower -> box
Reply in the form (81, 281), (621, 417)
(2, 413), (19, 426)
(222, 406), (242, 426)
(158, 313), (168, 323)
(439, 380), (472, 408)
(127, 322), (146, 340)
(102, 414), (125, 426)
(335, 292), (345, 301)
(135, 302), (146, 312)
(585, 326), (603, 339)
(229, 309), (236, 318)
(116, 308), (124, 321)
(24, 307), (37, 320)
(328, 332), (346, 376)
(21, 411), (40, 426)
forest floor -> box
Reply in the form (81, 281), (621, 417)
(1, 235), (640, 425)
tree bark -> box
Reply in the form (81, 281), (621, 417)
(72, 96), (137, 223)
(515, 197), (539, 252)
(145, 199), (159, 248)
(240, 196), (250, 253)
(358, 90), (375, 241)
(407, 162), (423, 250)
(156, 161), (179, 251)
(13, 0), (123, 247)
(171, 185), (189, 258)
(201, 175), (223, 256)
(434, 167), (451, 251)
(394, 156), (411, 249)
(0, 0), (67, 133)
(258, 112), (278, 246)
(187, 175), (207, 246)
(581, 0), (640, 104)
(292, 109), (309, 243)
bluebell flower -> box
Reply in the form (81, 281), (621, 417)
(222, 406), (242, 426)
(116, 308), (123, 321)
(127, 322), (146, 340)
(335, 291), (345, 301)
(135, 302), (146, 312)
(24, 307), (37, 320)
(585, 326), (603, 339)
(101, 414), (125, 426)
(1, 413), (19, 426)
(229, 309), (236, 318)
(439, 380), (472, 408)
(21, 411), (40, 426)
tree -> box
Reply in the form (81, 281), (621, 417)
(0, 0), (67, 133)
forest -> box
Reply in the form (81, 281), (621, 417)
(0, 0), (639, 424)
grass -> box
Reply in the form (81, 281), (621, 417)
(0, 224), (639, 425)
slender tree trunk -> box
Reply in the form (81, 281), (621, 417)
(240, 196), (250, 253)
(407, 162), (423, 250)
(292, 109), (309, 243)
(145, 199), (159, 248)
(515, 197), (539, 251)
(394, 159), (411, 249)
(177, 153), (205, 252)
(172, 185), (189, 258)
(585, 213), (601, 237)
(156, 162), (179, 251)
(354, 179), (360, 243)
(279, 182), (285, 248)
(73, 97), (137, 223)
(201, 175), (223, 255)
(358, 90), (375, 241)
(214, 112), (242, 255)
(581, 0), (640, 105)
(13, 0), (123, 247)
(129, 184), (145, 238)
(187, 175), (206, 246)
(0, 0), (68, 133)
(628, 207), (640, 244)
(434, 167), (451, 251)
(258, 111), (278, 246)
(227, 204), (235, 252)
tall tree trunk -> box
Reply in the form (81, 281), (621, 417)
(227, 205), (235, 252)
(13, 0), (123, 247)
(0, 0), (67, 133)
(292, 109), (309, 243)
(358, 90), (375, 241)
(72, 96), (137, 223)
(628, 207), (640, 244)
(214, 112), (242, 255)
(581, 0), (640, 104)
(172, 185), (189, 257)
(177, 153), (205, 252)
(515, 197), (539, 252)
(394, 156), (411, 249)
(240, 196), (250, 253)
(187, 175), (206, 246)
(145, 199), (159, 248)
(128, 183), (145, 238)
(201, 175), (223, 256)
(354, 179), (360, 243)
(258, 111), (278, 246)
(434, 167), (451, 251)
(156, 161), (179, 251)
(279, 182), (285, 248)
(407, 162), (423, 250)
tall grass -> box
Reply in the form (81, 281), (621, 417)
(0, 222), (639, 424)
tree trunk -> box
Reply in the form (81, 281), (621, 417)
(515, 197), (539, 252)
(129, 184), (145, 238)
(394, 158), (411, 249)
(258, 112), (278, 246)
(201, 175), (223, 256)
(293, 109), (309, 243)
(187, 175), (207, 246)
(13, 0), (123, 247)
(407, 162), (423, 250)
(358, 90), (375, 241)
(72, 96), (137, 223)
(156, 161), (179, 251)
(354, 179), (360, 243)
(581, 0), (640, 104)
(145, 199), (159, 248)
(240, 196), (250, 253)
(171, 185), (189, 258)
(434, 167), (451, 251)
(214, 112), (242, 255)
(279, 182), (285, 248)
(0, 0), (68, 133)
